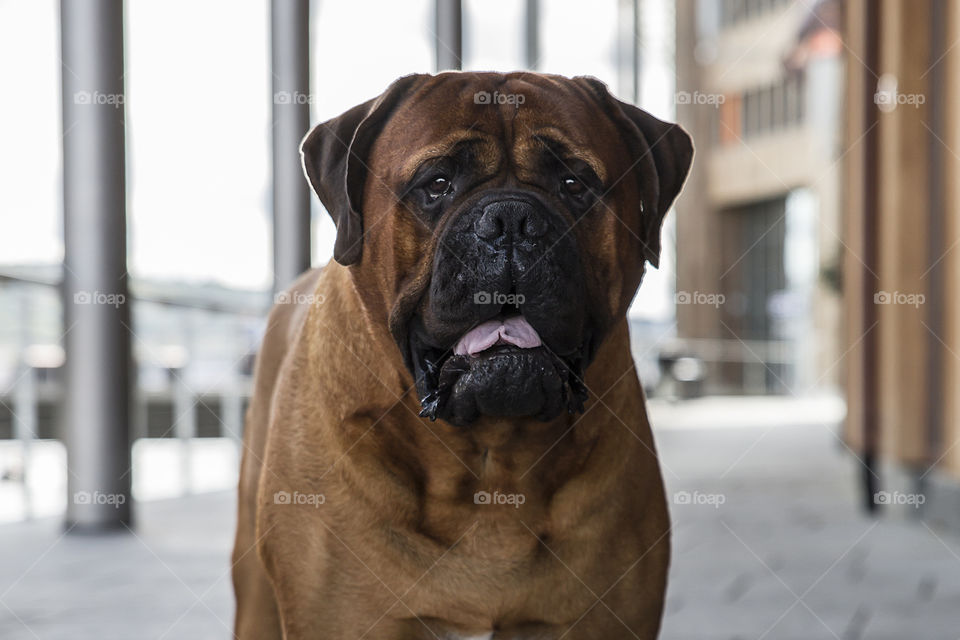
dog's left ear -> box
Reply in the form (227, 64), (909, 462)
(576, 77), (694, 268)
(301, 74), (426, 266)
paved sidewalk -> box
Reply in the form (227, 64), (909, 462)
(654, 400), (960, 640)
(1, 398), (959, 639)
(0, 491), (237, 640)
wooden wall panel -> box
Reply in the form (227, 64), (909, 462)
(941, 0), (960, 478)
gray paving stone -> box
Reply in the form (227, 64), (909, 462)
(0, 491), (235, 640)
(657, 421), (960, 640)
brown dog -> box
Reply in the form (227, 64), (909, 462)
(232, 72), (692, 639)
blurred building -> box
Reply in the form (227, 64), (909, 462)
(674, 0), (843, 394)
(842, 0), (960, 524)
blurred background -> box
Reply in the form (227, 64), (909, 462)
(2, 0), (959, 638)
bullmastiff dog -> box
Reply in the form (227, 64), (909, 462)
(233, 72), (692, 639)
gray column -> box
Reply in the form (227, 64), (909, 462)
(525, 0), (539, 70)
(435, 0), (462, 71)
(60, 0), (132, 530)
(617, 0), (642, 104)
(271, 0), (312, 293)
(632, 0), (642, 104)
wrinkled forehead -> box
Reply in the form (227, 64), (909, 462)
(373, 73), (619, 184)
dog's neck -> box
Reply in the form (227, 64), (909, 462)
(297, 263), (653, 544)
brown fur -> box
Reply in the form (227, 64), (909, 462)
(233, 72), (690, 639)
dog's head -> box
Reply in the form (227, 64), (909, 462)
(301, 72), (692, 427)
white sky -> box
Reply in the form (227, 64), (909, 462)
(0, 0), (676, 319)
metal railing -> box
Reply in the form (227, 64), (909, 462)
(0, 273), (268, 518)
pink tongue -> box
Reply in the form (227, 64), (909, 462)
(454, 316), (542, 356)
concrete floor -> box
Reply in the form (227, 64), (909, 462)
(1, 398), (959, 639)
(0, 491), (236, 640)
(655, 409), (960, 640)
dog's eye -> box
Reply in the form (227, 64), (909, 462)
(425, 176), (452, 199)
(561, 176), (587, 197)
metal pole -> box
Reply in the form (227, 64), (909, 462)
(632, 0), (642, 105)
(435, 0), (462, 71)
(861, 0), (881, 514)
(60, 0), (132, 530)
(173, 313), (196, 495)
(271, 0), (312, 293)
(525, 0), (539, 70)
(13, 362), (36, 519)
(222, 319), (246, 444)
(14, 289), (37, 519)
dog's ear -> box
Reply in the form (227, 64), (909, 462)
(576, 77), (693, 268)
(301, 74), (426, 265)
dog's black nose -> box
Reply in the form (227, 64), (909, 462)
(474, 199), (548, 241)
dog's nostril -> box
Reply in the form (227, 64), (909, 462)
(522, 214), (548, 238)
(474, 209), (504, 240)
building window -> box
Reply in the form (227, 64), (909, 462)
(742, 87), (757, 137)
(732, 71), (805, 141)
(784, 71), (804, 125)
